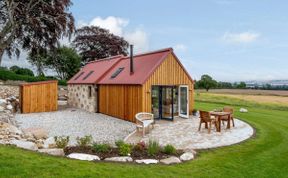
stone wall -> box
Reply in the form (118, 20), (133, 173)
(67, 84), (97, 112)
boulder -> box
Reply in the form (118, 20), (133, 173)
(67, 153), (100, 161)
(160, 156), (181, 165)
(135, 159), (159, 164)
(105, 156), (133, 162)
(0, 106), (4, 112)
(23, 128), (48, 140)
(38, 148), (64, 156)
(240, 108), (248, 113)
(10, 140), (38, 151)
(0, 99), (6, 106)
(180, 152), (194, 161)
(43, 137), (56, 148)
(6, 105), (13, 110)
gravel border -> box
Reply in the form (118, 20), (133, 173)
(15, 108), (136, 145)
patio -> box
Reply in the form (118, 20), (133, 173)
(126, 116), (254, 150)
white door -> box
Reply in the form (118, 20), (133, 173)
(178, 85), (189, 118)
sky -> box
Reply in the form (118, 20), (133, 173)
(2, 0), (288, 82)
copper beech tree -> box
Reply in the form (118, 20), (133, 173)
(73, 26), (129, 65)
(0, 0), (75, 65)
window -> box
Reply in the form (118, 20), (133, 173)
(83, 71), (94, 80)
(111, 67), (124, 79)
(74, 72), (84, 80)
(88, 86), (92, 97)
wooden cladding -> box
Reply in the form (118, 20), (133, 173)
(98, 53), (194, 123)
(99, 85), (142, 122)
(20, 81), (58, 113)
(143, 53), (194, 114)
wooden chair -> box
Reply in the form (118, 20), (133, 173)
(222, 106), (235, 127)
(135, 112), (155, 136)
(198, 110), (218, 134)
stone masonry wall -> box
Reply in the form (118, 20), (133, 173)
(67, 84), (97, 112)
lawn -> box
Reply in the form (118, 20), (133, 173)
(0, 94), (288, 177)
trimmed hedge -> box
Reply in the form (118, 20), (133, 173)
(0, 69), (67, 86)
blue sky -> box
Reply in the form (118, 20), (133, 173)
(3, 0), (288, 82)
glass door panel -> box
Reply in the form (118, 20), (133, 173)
(161, 87), (173, 120)
(151, 86), (160, 119)
(179, 85), (189, 118)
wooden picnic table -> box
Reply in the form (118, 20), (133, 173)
(210, 111), (232, 132)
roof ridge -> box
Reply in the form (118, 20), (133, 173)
(121, 47), (173, 59)
(87, 55), (125, 64)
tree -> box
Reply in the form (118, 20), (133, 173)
(43, 46), (81, 80)
(27, 49), (48, 76)
(73, 26), (129, 64)
(0, 0), (75, 65)
(9, 65), (34, 76)
(236, 82), (247, 89)
(197, 74), (217, 91)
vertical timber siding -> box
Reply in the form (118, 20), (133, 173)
(142, 53), (194, 114)
(99, 85), (143, 122)
(20, 81), (58, 113)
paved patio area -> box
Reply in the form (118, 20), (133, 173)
(15, 108), (136, 145)
(126, 116), (254, 150)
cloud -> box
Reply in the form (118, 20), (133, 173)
(79, 16), (149, 52)
(222, 32), (260, 44)
(89, 16), (129, 36)
(174, 44), (188, 52)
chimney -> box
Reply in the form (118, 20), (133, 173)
(130, 44), (134, 74)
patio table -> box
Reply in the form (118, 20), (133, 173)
(210, 111), (232, 132)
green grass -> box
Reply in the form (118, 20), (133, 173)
(0, 95), (288, 177)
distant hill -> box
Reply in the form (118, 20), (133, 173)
(245, 80), (288, 88)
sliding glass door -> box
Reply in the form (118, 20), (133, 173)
(151, 86), (176, 121)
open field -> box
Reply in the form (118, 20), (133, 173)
(196, 89), (288, 111)
(1, 95), (288, 177)
(197, 89), (288, 96)
(197, 92), (288, 107)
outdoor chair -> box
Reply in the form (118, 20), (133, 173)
(221, 106), (235, 127)
(135, 112), (155, 136)
(198, 110), (218, 134)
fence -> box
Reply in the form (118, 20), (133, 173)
(20, 80), (58, 113)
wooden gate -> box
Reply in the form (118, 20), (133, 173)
(20, 80), (58, 113)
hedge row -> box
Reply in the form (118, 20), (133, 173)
(0, 69), (67, 86)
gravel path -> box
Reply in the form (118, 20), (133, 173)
(15, 108), (136, 145)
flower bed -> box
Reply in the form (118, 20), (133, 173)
(64, 145), (184, 160)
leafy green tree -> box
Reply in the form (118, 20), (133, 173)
(0, 0), (75, 65)
(45, 46), (81, 80)
(9, 65), (34, 76)
(236, 82), (247, 89)
(9, 65), (20, 72)
(197, 74), (218, 91)
(27, 49), (48, 76)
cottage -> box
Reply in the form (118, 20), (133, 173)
(67, 46), (194, 122)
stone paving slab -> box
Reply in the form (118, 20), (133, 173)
(127, 116), (254, 150)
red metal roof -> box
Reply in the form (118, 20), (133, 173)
(68, 48), (193, 85)
(67, 55), (123, 84)
(98, 48), (171, 84)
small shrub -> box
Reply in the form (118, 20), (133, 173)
(163, 144), (176, 155)
(76, 135), (93, 147)
(115, 140), (125, 147)
(148, 140), (160, 156)
(92, 143), (111, 153)
(119, 143), (132, 156)
(133, 141), (146, 151)
(54, 136), (69, 148)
